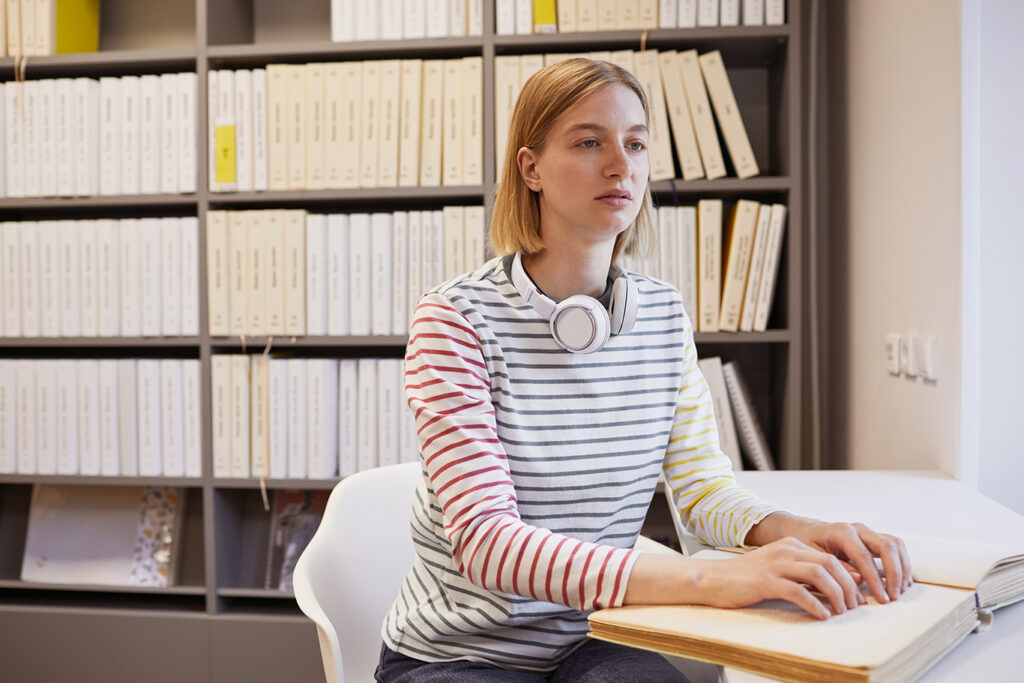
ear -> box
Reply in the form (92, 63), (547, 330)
(516, 146), (542, 192)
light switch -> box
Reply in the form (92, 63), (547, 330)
(919, 335), (938, 381)
(885, 333), (901, 375)
(902, 335), (918, 377)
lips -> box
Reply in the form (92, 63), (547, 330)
(596, 189), (632, 200)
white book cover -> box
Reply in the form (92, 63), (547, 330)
(229, 354), (250, 478)
(462, 56), (483, 185)
(117, 360), (138, 477)
(678, 206), (698, 324)
(78, 220), (97, 337)
(4, 83), (24, 198)
(742, 0), (764, 24)
(448, 0), (466, 36)
(0, 362), (15, 473)
(443, 205), (465, 281)
(441, 59), (464, 186)
(495, 0), (515, 35)
(658, 207), (678, 291)
(286, 358), (307, 478)
(306, 358), (339, 479)
(720, 0), (739, 25)
(419, 60), (444, 187)
(347, 213), (371, 335)
(234, 69), (254, 192)
(355, 2), (380, 40)
(246, 210), (266, 336)
(753, 203), (786, 332)
(305, 213), (327, 335)
(323, 63), (345, 189)
(403, 0), (426, 38)
(696, 356), (743, 471)
(268, 359), (288, 479)
(22, 80), (39, 197)
(697, 199), (722, 333)
(380, 0), (404, 39)
(429, 210), (446, 291)
(337, 359), (358, 477)
(74, 78), (100, 196)
(406, 211), (423, 329)
(54, 359), (79, 475)
(139, 218), (162, 337)
(182, 360), (201, 477)
(740, 203), (771, 332)
(160, 359), (184, 477)
(251, 68), (268, 191)
(377, 60), (401, 188)
(359, 60), (382, 189)
(96, 219), (120, 337)
(596, 0), (616, 30)
(283, 210), (306, 335)
(633, 50), (674, 182)
(35, 360), (57, 474)
(159, 73), (178, 193)
(515, 0), (533, 33)
(210, 355), (232, 477)
(180, 217), (199, 336)
(326, 213), (350, 336)
(699, 50), (759, 179)
(678, 50), (726, 180)
(266, 65), (289, 191)
(464, 205), (485, 271)
(469, 0), (483, 34)
(227, 211), (248, 336)
(139, 74), (161, 194)
(117, 219), (141, 337)
(1, 83), (5, 195)
(77, 359), (102, 475)
(398, 59), (423, 188)
(376, 359), (400, 467)
(37, 220), (59, 337)
(356, 358), (378, 471)
(263, 211), (285, 336)
(697, 0), (719, 25)
(98, 359), (120, 476)
(19, 221), (41, 337)
(557, 0), (577, 31)
(659, 50), (705, 181)
(55, 78), (75, 196)
(304, 63), (325, 191)
(285, 65), (306, 190)
(660, 0), (678, 27)
(249, 354), (269, 477)
(765, 0), (784, 24)
(135, 359), (162, 476)
(205, 211), (230, 336)
(425, 0), (447, 37)
(331, 0), (354, 41)
(15, 363), (37, 474)
(619, 0), (640, 30)
(120, 75), (141, 195)
(390, 211), (409, 336)
(493, 55), (520, 180)
(677, 0), (696, 26)
(370, 212), (393, 336)
(338, 61), (362, 189)
(1, 223), (20, 335)
(177, 72), (198, 194)
(213, 69), (237, 193)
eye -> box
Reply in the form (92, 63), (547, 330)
(579, 139), (599, 148)
(628, 140), (647, 152)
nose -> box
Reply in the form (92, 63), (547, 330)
(603, 144), (630, 178)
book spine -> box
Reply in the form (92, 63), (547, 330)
(246, 210), (266, 336)
(139, 218), (162, 337)
(443, 205), (465, 281)
(699, 50), (759, 179)
(339, 62), (362, 189)
(348, 213), (371, 335)
(286, 358), (307, 478)
(306, 358), (339, 479)
(227, 211), (248, 336)
(305, 213), (327, 335)
(404, 0), (427, 39)
(211, 355), (232, 477)
(285, 65), (306, 191)
(391, 211), (409, 336)
(77, 359), (101, 475)
(752, 204), (786, 332)
(304, 63), (325, 191)
(180, 217), (200, 337)
(206, 211), (230, 336)
(37, 220), (59, 337)
(398, 59), (423, 188)
(117, 359), (138, 476)
(120, 75), (141, 195)
(370, 212), (393, 336)
(160, 73), (178, 193)
(462, 56), (483, 185)
(55, 78), (75, 196)
(35, 360), (56, 474)
(251, 68), (268, 191)
(264, 210), (285, 336)
(229, 354), (251, 478)
(356, 358), (378, 471)
(139, 74), (161, 195)
(234, 69), (253, 192)
(249, 354), (269, 477)
(377, 60), (401, 187)
(323, 63), (344, 189)
(118, 219), (141, 337)
(441, 59), (464, 186)
(136, 359), (162, 476)
(267, 358), (288, 479)
(406, 211), (422, 331)
(359, 60), (381, 189)
(266, 65), (289, 191)
(1, 222), (20, 335)
(677, 50), (726, 180)
(5, 83), (25, 198)
(98, 359), (120, 476)
(55, 359), (79, 475)
(15, 362), (37, 475)
(20, 221), (40, 337)
(178, 72), (197, 194)
(697, 199), (722, 333)
(96, 219), (120, 337)
(326, 213), (350, 337)
(719, 200), (759, 332)
(740, 204), (771, 332)
(377, 358), (399, 467)
(283, 210), (306, 335)
(23, 81), (39, 197)
(419, 60), (443, 187)
(338, 359), (357, 476)
(160, 359), (184, 477)
(56, 221), (79, 337)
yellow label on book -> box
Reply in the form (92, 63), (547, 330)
(215, 125), (237, 184)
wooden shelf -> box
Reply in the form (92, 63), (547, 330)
(0, 47), (197, 79)
(0, 475), (203, 487)
(207, 36), (483, 67)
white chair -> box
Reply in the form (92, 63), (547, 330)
(293, 462), (421, 683)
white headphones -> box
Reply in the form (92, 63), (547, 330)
(510, 252), (639, 354)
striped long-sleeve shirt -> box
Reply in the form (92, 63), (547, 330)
(382, 256), (778, 672)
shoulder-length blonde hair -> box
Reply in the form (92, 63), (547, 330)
(490, 58), (655, 264)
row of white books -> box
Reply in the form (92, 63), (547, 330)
(1, 74), (198, 199)
(620, 200), (787, 333)
(2, 0), (98, 57)
(497, 0), (784, 34)
(331, 0), (484, 42)
(697, 356), (774, 472)
(495, 49), (758, 183)
(0, 359), (202, 478)
(211, 356), (418, 479)
(209, 57), (482, 193)
(0, 218), (200, 339)
(207, 206), (485, 338)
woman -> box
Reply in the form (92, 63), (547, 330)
(377, 58), (911, 682)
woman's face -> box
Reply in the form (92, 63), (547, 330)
(520, 83), (650, 251)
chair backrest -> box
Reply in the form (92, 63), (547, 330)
(293, 462), (420, 683)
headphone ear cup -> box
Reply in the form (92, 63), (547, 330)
(609, 276), (639, 335)
(550, 295), (610, 354)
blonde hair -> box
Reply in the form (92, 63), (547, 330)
(490, 58), (655, 263)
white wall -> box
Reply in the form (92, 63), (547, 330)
(828, 0), (963, 474)
(961, 0), (1024, 514)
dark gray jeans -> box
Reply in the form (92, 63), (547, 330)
(375, 638), (690, 682)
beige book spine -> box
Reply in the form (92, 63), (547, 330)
(283, 209), (307, 335)
(206, 210), (230, 336)
(739, 203), (771, 332)
(377, 59), (402, 187)
(442, 205), (465, 281)
(752, 203), (786, 332)
(228, 354), (251, 477)
(597, 0), (617, 29)
(557, 0), (577, 31)
(419, 60), (444, 187)
(339, 61), (362, 189)
(697, 198), (722, 332)
(360, 60), (382, 188)
(577, 0), (598, 30)
(658, 50), (705, 181)
(249, 354), (269, 477)
(718, 199), (759, 332)
(398, 59), (423, 187)
(285, 65), (307, 190)
(265, 65), (289, 191)
(304, 63), (326, 190)
(227, 211), (248, 336)
(246, 210), (266, 336)
(323, 63), (345, 189)
(699, 50), (759, 179)
(264, 210), (285, 335)
(638, 0), (659, 27)
(493, 56), (520, 180)
(678, 50), (726, 180)
(442, 59), (465, 185)
(462, 56), (483, 186)
(618, 0), (640, 28)
(633, 50), (674, 182)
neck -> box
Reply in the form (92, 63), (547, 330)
(521, 241), (614, 301)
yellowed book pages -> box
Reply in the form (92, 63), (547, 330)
(718, 199), (759, 332)
(359, 60), (382, 188)
(462, 56), (483, 186)
(419, 59), (444, 187)
(658, 50), (704, 181)
(597, 0), (617, 30)
(227, 211), (248, 336)
(378, 59), (402, 187)
(493, 55), (521, 181)
(246, 210), (266, 336)
(442, 58), (464, 186)
(304, 63), (325, 190)
(633, 50), (673, 182)
(265, 65), (289, 191)
(678, 50), (726, 180)
(739, 203), (771, 332)
(557, 0), (577, 31)
(282, 210), (306, 336)
(323, 62), (344, 189)
(285, 65), (307, 190)
(206, 210), (230, 336)
(699, 50), (759, 179)
(697, 198), (722, 332)
(398, 59), (423, 187)
(577, 0), (598, 30)
(264, 210), (285, 335)
(339, 61), (362, 189)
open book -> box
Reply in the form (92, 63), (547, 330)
(591, 471), (1024, 683)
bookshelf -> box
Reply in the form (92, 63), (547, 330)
(0, 0), (807, 680)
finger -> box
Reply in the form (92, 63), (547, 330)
(773, 579), (831, 621)
(894, 536), (913, 591)
(860, 529), (904, 600)
(788, 547), (862, 610)
(785, 562), (849, 616)
(840, 528), (889, 604)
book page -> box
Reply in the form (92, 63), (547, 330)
(901, 534), (1024, 592)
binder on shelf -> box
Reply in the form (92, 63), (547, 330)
(268, 358), (288, 479)
(249, 354), (269, 478)
(117, 359), (138, 477)
(136, 359), (161, 477)
(752, 203), (787, 332)
(229, 354), (251, 478)
(55, 359), (78, 475)
(286, 358), (308, 479)
(718, 200), (759, 332)
(699, 50), (760, 179)
(35, 360), (57, 475)
(97, 359), (119, 476)
(696, 356), (742, 471)
(739, 203), (772, 332)
(678, 50), (726, 180)
(160, 359), (184, 478)
(722, 360), (774, 471)
(696, 198), (722, 333)
(211, 355), (232, 478)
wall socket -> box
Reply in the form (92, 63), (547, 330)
(886, 333), (937, 381)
